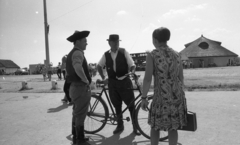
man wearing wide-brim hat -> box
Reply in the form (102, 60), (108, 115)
(97, 34), (141, 135)
(66, 30), (92, 145)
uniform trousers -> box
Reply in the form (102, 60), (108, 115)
(70, 81), (91, 126)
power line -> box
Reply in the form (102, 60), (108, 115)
(49, 0), (94, 23)
(130, 0), (143, 52)
(130, 23), (142, 52)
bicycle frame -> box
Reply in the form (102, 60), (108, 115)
(94, 74), (144, 124)
(86, 74), (169, 141)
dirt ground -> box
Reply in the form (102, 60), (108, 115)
(0, 91), (240, 145)
(0, 74), (240, 145)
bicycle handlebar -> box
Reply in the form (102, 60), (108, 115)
(96, 72), (141, 89)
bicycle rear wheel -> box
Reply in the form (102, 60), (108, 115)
(135, 96), (168, 141)
(84, 94), (109, 134)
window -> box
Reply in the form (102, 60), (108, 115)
(198, 42), (209, 49)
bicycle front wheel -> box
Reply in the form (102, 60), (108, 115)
(84, 94), (109, 134)
(135, 96), (168, 141)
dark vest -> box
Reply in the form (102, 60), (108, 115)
(66, 48), (92, 83)
(105, 48), (129, 80)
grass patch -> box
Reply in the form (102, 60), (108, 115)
(135, 66), (240, 91)
(1, 66), (240, 93)
(184, 83), (240, 91)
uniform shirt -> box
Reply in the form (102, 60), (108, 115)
(98, 49), (135, 71)
(72, 47), (89, 83)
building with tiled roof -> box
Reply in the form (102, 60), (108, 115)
(0, 59), (20, 75)
(180, 35), (238, 68)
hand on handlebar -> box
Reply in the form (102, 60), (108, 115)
(96, 78), (108, 86)
(116, 72), (135, 80)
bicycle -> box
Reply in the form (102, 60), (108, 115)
(84, 73), (168, 141)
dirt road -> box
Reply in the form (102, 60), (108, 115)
(0, 91), (240, 145)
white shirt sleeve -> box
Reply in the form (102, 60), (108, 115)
(98, 54), (106, 68)
(124, 50), (135, 68)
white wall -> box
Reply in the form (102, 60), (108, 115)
(190, 56), (237, 68)
(5, 68), (18, 74)
(213, 57), (235, 67)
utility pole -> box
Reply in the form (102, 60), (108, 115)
(43, 0), (50, 66)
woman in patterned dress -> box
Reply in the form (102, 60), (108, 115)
(141, 27), (187, 145)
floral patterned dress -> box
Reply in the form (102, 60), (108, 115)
(148, 46), (187, 131)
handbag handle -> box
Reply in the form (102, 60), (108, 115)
(187, 111), (195, 114)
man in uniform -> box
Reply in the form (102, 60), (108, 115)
(66, 30), (92, 145)
(97, 34), (140, 135)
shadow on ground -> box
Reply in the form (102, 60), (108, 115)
(47, 103), (70, 113)
(86, 132), (153, 145)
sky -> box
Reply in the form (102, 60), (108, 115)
(1, 0), (240, 68)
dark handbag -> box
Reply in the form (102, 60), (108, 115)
(178, 111), (197, 131)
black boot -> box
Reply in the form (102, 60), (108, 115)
(82, 125), (89, 141)
(72, 123), (89, 144)
(75, 125), (90, 145)
(113, 120), (124, 134)
(72, 122), (77, 144)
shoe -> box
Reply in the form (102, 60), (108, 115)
(73, 136), (89, 144)
(68, 102), (73, 105)
(77, 140), (91, 145)
(113, 124), (124, 134)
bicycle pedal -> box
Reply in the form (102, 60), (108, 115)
(126, 117), (130, 122)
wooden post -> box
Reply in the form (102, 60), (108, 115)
(43, 0), (50, 66)
(22, 81), (29, 90)
(51, 80), (58, 90)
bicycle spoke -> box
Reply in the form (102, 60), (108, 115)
(135, 97), (169, 141)
(85, 95), (109, 134)
(89, 99), (99, 113)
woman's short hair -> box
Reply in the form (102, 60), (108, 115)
(152, 27), (171, 43)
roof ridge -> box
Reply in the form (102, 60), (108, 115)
(0, 59), (20, 68)
(181, 35), (238, 58)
